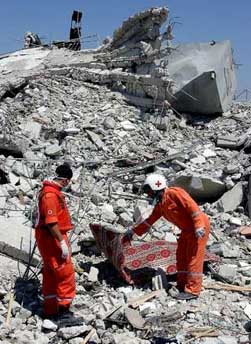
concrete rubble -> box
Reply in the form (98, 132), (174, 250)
(0, 5), (248, 344)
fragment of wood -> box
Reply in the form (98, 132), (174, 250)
(188, 327), (219, 337)
(204, 282), (251, 292)
(184, 328), (218, 343)
(32, 115), (49, 125)
(5, 292), (14, 326)
(128, 290), (162, 308)
(81, 328), (96, 344)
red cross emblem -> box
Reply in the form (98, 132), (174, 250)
(155, 180), (162, 187)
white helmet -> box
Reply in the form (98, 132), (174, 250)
(143, 173), (167, 192)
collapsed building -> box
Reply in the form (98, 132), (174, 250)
(18, 6), (236, 115)
(0, 6), (249, 344)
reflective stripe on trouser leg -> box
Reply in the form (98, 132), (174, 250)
(176, 234), (188, 290)
(42, 263), (59, 316)
(185, 229), (209, 295)
(54, 249), (76, 308)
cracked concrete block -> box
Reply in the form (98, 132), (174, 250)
(218, 264), (237, 281)
(20, 120), (42, 140)
(190, 155), (206, 164)
(203, 148), (216, 158)
(42, 319), (58, 331)
(139, 302), (157, 316)
(229, 217), (242, 226)
(119, 212), (133, 227)
(58, 325), (91, 340)
(88, 266), (99, 282)
(45, 143), (62, 157)
(103, 117), (116, 129)
(120, 120), (136, 131)
(223, 164), (239, 175)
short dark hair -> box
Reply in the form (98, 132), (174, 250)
(55, 163), (73, 180)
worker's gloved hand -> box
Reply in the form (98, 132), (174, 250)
(195, 227), (205, 239)
(60, 239), (69, 259)
(122, 227), (134, 245)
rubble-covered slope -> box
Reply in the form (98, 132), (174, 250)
(0, 53), (250, 342)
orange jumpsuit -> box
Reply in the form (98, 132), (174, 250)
(35, 181), (75, 316)
(133, 187), (210, 295)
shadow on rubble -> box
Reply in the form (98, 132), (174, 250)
(79, 259), (178, 292)
(14, 277), (42, 316)
(79, 260), (130, 290)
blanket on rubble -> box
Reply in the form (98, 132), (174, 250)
(90, 223), (220, 284)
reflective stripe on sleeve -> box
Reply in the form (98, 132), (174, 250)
(177, 271), (203, 276)
(43, 294), (57, 300)
(191, 211), (201, 218)
(57, 297), (73, 302)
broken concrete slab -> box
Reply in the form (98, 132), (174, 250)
(215, 182), (243, 212)
(217, 135), (245, 149)
(124, 307), (146, 329)
(0, 215), (39, 266)
(229, 217), (242, 226)
(86, 130), (105, 150)
(58, 325), (91, 340)
(172, 174), (225, 201)
(218, 264), (237, 282)
(166, 40), (236, 114)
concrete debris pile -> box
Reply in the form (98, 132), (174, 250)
(0, 6), (236, 115)
(0, 6), (248, 344)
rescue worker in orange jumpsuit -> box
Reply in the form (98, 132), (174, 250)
(35, 163), (83, 325)
(123, 173), (210, 300)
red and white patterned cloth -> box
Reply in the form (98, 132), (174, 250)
(90, 223), (219, 284)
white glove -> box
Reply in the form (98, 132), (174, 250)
(60, 239), (69, 259)
(195, 227), (205, 239)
